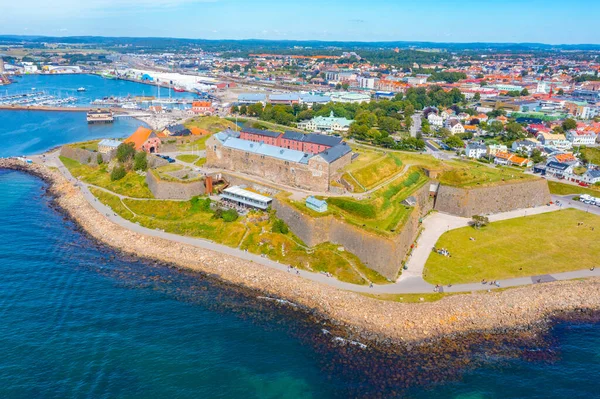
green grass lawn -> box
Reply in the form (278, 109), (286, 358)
(349, 153), (404, 190)
(185, 116), (237, 133)
(581, 147), (600, 165)
(438, 162), (536, 188)
(60, 156), (153, 198)
(176, 134), (212, 152)
(176, 154), (200, 163)
(423, 208), (600, 285)
(90, 189), (382, 285)
(548, 181), (600, 197)
(195, 157), (207, 167)
(67, 140), (100, 152)
(322, 168), (428, 235)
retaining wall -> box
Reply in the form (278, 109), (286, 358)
(146, 171), (206, 200)
(59, 146), (111, 165)
(434, 179), (551, 217)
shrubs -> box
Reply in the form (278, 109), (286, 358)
(110, 165), (126, 181)
(133, 151), (148, 171)
(212, 207), (239, 222)
(116, 143), (136, 163)
(190, 196), (211, 212)
(97, 153), (103, 165)
(271, 218), (289, 234)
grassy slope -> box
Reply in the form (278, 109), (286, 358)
(90, 189), (383, 285)
(581, 147), (600, 165)
(60, 156), (153, 198)
(185, 116), (237, 133)
(176, 134), (212, 152)
(438, 161), (537, 188)
(423, 208), (600, 284)
(549, 181), (600, 197)
(176, 154), (200, 163)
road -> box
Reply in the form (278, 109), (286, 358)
(33, 153), (600, 295)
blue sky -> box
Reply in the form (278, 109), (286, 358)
(1, 0), (599, 44)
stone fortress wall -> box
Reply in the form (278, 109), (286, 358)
(273, 183), (434, 280)
(145, 171), (206, 200)
(274, 178), (550, 280)
(434, 179), (551, 217)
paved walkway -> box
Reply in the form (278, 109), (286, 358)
(33, 153), (600, 295)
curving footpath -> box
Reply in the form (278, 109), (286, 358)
(30, 152), (600, 295)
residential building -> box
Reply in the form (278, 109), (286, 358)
(566, 130), (597, 146)
(297, 111), (354, 133)
(446, 119), (465, 134)
(487, 144), (508, 157)
(163, 124), (191, 137)
(536, 132), (572, 150)
(97, 139), (121, 154)
(511, 139), (539, 155)
(427, 113), (444, 128)
(465, 143), (487, 159)
(583, 169), (600, 185)
(494, 151), (532, 167)
(192, 101), (214, 115)
(545, 161), (574, 178)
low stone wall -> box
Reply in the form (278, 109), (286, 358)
(146, 171), (205, 200)
(273, 183), (434, 279)
(59, 146), (111, 165)
(434, 179), (551, 217)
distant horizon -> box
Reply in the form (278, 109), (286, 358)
(1, 0), (599, 45)
(1, 34), (600, 48)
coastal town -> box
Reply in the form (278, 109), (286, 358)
(2, 33), (600, 396)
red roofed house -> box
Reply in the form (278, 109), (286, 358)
(192, 101), (215, 116)
(124, 126), (161, 153)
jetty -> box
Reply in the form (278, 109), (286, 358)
(87, 109), (114, 124)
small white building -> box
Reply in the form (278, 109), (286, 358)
(297, 111), (353, 133)
(566, 130), (597, 146)
(446, 119), (465, 135)
(427, 113), (444, 128)
(465, 143), (487, 159)
(98, 139), (122, 154)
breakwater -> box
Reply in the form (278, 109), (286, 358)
(2, 158), (600, 352)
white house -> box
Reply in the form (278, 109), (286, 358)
(297, 111), (353, 133)
(511, 139), (540, 156)
(545, 161), (574, 178)
(487, 144), (508, 157)
(427, 113), (444, 128)
(566, 130), (597, 146)
(537, 132), (572, 151)
(583, 169), (600, 185)
(446, 119), (465, 134)
(465, 143), (487, 159)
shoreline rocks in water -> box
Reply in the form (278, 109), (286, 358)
(1, 159), (600, 351)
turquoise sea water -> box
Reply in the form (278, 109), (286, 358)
(0, 110), (146, 157)
(2, 167), (600, 398)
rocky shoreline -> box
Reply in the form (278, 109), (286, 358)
(2, 159), (600, 350)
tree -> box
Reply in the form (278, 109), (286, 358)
(557, 88), (565, 95)
(473, 93), (481, 102)
(520, 88), (529, 96)
(444, 135), (464, 149)
(562, 118), (577, 131)
(488, 121), (504, 135)
(470, 215), (490, 229)
(531, 149), (544, 164)
(404, 113), (413, 131)
(110, 165), (126, 181)
(437, 128), (452, 138)
(271, 219), (289, 234)
(230, 105), (239, 114)
(133, 151), (148, 171)
(116, 143), (136, 163)
(239, 104), (248, 115)
(96, 153), (103, 165)
(505, 122), (526, 141)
